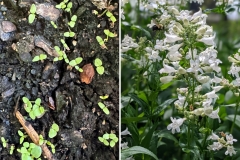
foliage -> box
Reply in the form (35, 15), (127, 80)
(18, 130), (28, 144)
(98, 102), (109, 115)
(17, 142), (42, 160)
(32, 54), (47, 62)
(94, 58), (105, 75)
(98, 133), (118, 147)
(1, 137), (7, 148)
(48, 123), (59, 138)
(22, 97), (45, 120)
(28, 4), (36, 24)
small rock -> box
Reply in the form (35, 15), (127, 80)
(80, 63), (95, 84)
(1, 21), (16, 33)
(1, 87), (15, 99)
(34, 36), (58, 57)
(36, 3), (60, 21)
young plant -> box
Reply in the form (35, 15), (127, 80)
(104, 29), (117, 42)
(97, 102), (109, 115)
(28, 4), (36, 24)
(48, 123), (59, 138)
(39, 135), (45, 145)
(9, 145), (15, 155)
(17, 142), (42, 160)
(18, 130), (28, 144)
(32, 54), (47, 62)
(53, 46), (69, 63)
(29, 98), (46, 120)
(22, 97), (32, 113)
(55, 0), (69, 9)
(64, 31), (75, 37)
(64, 2), (72, 12)
(98, 133), (118, 147)
(46, 141), (55, 153)
(60, 39), (69, 50)
(50, 21), (58, 29)
(100, 95), (109, 100)
(69, 57), (83, 72)
(106, 11), (116, 25)
(1, 137), (7, 148)
(96, 36), (107, 49)
(68, 15), (77, 28)
(94, 58), (104, 75)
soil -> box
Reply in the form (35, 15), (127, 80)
(0, 0), (119, 159)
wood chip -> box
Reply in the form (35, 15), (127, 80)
(80, 64), (95, 84)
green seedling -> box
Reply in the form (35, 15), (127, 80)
(17, 142), (42, 159)
(22, 97), (32, 113)
(28, 4), (36, 24)
(1, 137), (7, 148)
(32, 54), (47, 62)
(46, 141), (55, 153)
(68, 15), (77, 28)
(64, 31), (75, 37)
(50, 21), (58, 29)
(104, 29), (117, 42)
(53, 46), (65, 61)
(48, 123), (59, 138)
(10, 145), (15, 155)
(55, 0), (69, 9)
(96, 36), (107, 49)
(100, 95), (109, 100)
(98, 102), (109, 115)
(98, 133), (118, 147)
(60, 39), (70, 50)
(18, 130), (28, 144)
(39, 135), (45, 145)
(29, 98), (46, 120)
(94, 58), (105, 75)
(65, 2), (72, 12)
(106, 11), (116, 24)
(69, 57), (83, 72)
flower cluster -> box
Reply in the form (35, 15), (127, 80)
(208, 132), (237, 156)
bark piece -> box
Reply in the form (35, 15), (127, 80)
(80, 63), (95, 84)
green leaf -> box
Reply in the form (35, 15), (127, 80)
(30, 4), (36, 14)
(103, 107), (109, 115)
(54, 46), (60, 52)
(35, 98), (41, 106)
(55, 4), (61, 9)
(94, 58), (102, 67)
(32, 56), (40, 62)
(69, 60), (77, 66)
(96, 66), (104, 75)
(53, 57), (59, 61)
(98, 102), (105, 109)
(110, 16), (116, 23)
(75, 57), (82, 64)
(33, 105), (42, 117)
(100, 95), (109, 99)
(21, 154), (32, 160)
(109, 134), (117, 140)
(18, 130), (24, 136)
(52, 123), (59, 132)
(23, 142), (29, 148)
(108, 32), (116, 37)
(39, 54), (47, 60)
(27, 101), (32, 108)
(22, 97), (29, 104)
(20, 137), (24, 144)
(103, 134), (109, 139)
(28, 14), (35, 24)
(29, 110), (36, 120)
(64, 32), (70, 37)
(121, 146), (158, 160)
(75, 66), (79, 70)
(110, 140), (115, 147)
(106, 11), (113, 17)
(69, 32), (75, 37)
(104, 29), (110, 36)
(24, 106), (31, 113)
(71, 15), (77, 21)
(103, 139), (109, 146)
(65, 8), (70, 12)
(96, 36), (103, 43)
(98, 137), (104, 142)
(48, 129), (57, 138)
(31, 145), (42, 158)
(226, 115), (240, 128)
(68, 21), (75, 28)
(78, 68), (83, 72)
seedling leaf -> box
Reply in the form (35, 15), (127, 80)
(97, 66), (104, 75)
(39, 54), (47, 60)
(98, 137), (104, 142)
(64, 32), (70, 37)
(48, 129), (57, 138)
(20, 137), (24, 144)
(23, 142), (29, 148)
(109, 134), (117, 139)
(68, 21), (75, 28)
(32, 56), (40, 62)
(69, 32), (75, 37)
(35, 98), (41, 106)
(106, 11), (113, 17)
(30, 4), (36, 14)
(98, 102), (105, 109)
(52, 123), (59, 131)
(71, 15), (77, 21)
(94, 58), (102, 67)
(100, 95), (109, 99)
(28, 14), (35, 24)
(75, 66), (79, 70)
(29, 110), (36, 120)
(103, 107), (109, 114)
(103, 133), (109, 139)
(31, 145), (42, 158)
(69, 60), (77, 66)
(75, 57), (82, 64)
(96, 36), (103, 43)
(18, 130), (24, 137)
(54, 46), (60, 52)
(110, 140), (115, 147)
(22, 97), (29, 104)
(103, 139), (109, 146)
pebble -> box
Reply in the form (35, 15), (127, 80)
(0, 20), (16, 41)
(31, 69), (36, 75)
(36, 3), (60, 21)
(80, 63), (95, 84)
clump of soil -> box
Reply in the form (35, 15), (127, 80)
(0, 0), (119, 159)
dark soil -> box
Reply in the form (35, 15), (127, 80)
(0, 0), (119, 159)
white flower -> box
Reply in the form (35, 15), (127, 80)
(208, 107), (221, 123)
(121, 127), (132, 136)
(186, 59), (203, 75)
(192, 108), (204, 116)
(167, 117), (186, 134)
(159, 64), (176, 74)
(148, 50), (162, 62)
(164, 32), (183, 43)
(208, 142), (223, 151)
(225, 146), (236, 156)
(212, 86), (224, 92)
(205, 90), (218, 99)
(174, 94), (188, 109)
(121, 142), (129, 149)
(198, 35), (215, 46)
(226, 134), (237, 145)
(160, 76), (175, 83)
(207, 131), (219, 140)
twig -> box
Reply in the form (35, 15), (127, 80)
(14, 96), (56, 160)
